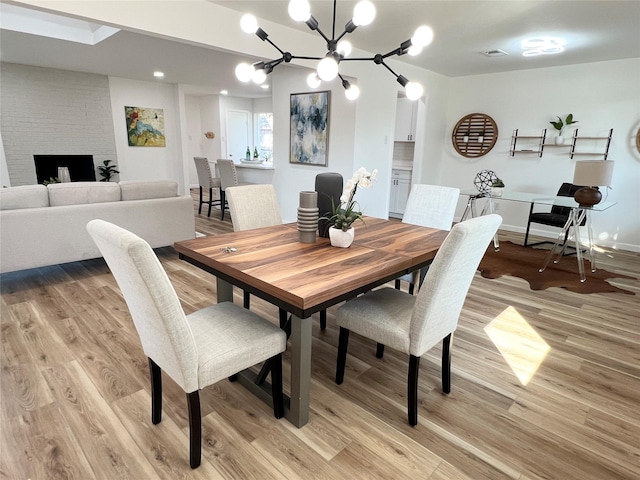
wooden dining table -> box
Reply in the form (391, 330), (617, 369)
(174, 217), (448, 427)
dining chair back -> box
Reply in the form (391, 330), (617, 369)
(396, 184), (460, 293)
(335, 214), (502, 426)
(86, 219), (286, 468)
(225, 184), (283, 232)
(217, 159), (251, 221)
(315, 172), (343, 238)
(193, 156), (223, 217)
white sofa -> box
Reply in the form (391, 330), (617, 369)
(0, 180), (195, 273)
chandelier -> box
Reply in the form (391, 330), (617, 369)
(234, 0), (433, 101)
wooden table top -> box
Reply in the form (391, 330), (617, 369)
(174, 217), (448, 318)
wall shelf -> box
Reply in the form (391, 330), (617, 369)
(510, 128), (546, 157)
(569, 128), (613, 159)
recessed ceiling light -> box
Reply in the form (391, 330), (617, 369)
(481, 49), (508, 57)
(153, 71), (164, 78)
(521, 37), (565, 56)
(220, 90), (228, 95)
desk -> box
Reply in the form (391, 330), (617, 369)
(460, 190), (616, 282)
(174, 218), (447, 427)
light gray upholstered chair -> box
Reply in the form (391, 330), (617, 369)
(226, 183), (283, 232)
(335, 214), (502, 426)
(395, 184), (460, 294)
(217, 159), (251, 221)
(86, 219), (286, 469)
(193, 157), (223, 217)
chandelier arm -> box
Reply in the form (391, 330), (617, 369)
(313, 26), (332, 44)
(378, 59), (400, 78)
(290, 55), (325, 61)
(381, 47), (406, 59)
(261, 36), (287, 56)
(340, 57), (377, 62)
(332, 0), (337, 39)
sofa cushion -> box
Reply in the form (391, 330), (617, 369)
(48, 182), (121, 206)
(0, 184), (50, 210)
(119, 180), (178, 201)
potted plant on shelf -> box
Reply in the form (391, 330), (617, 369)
(323, 167), (377, 248)
(491, 178), (505, 197)
(549, 114), (578, 145)
(98, 160), (119, 182)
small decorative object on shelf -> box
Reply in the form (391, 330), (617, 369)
(57, 166), (71, 183)
(323, 167), (377, 247)
(98, 160), (119, 182)
(491, 178), (505, 197)
(253, 147), (259, 159)
(549, 113), (578, 145)
(245, 146), (251, 160)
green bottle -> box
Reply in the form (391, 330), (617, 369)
(253, 147), (259, 159)
(245, 146), (250, 160)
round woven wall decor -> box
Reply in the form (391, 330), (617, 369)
(452, 113), (498, 158)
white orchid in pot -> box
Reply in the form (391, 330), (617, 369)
(324, 167), (377, 247)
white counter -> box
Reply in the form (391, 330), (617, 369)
(209, 160), (274, 184)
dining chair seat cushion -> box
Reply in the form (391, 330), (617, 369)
(337, 288), (415, 353)
(188, 302), (286, 389)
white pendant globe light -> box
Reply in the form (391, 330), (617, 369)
(337, 40), (352, 57)
(317, 56), (339, 81)
(307, 73), (321, 88)
(235, 63), (254, 83)
(240, 14), (258, 34)
(251, 68), (267, 84)
(411, 26), (433, 47)
(352, 0), (375, 26)
(345, 84), (360, 100)
(405, 81), (423, 101)
(288, 0), (311, 22)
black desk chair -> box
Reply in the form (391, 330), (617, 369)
(524, 182), (585, 248)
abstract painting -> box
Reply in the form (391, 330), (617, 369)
(290, 91), (330, 165)
(125, 106), (166, 147)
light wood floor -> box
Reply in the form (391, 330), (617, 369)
(2, 192), (639, 479)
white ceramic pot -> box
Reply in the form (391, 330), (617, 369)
(554, 135), (564, 145)
(329, 227), (355, 248)
(491, 187), (504, 197)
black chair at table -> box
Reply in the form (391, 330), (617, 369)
(523, 182), (585, 249)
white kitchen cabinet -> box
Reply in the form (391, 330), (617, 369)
(394, 97), (417, 142)
(389, 169), (412, 218)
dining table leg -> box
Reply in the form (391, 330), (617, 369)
(216, 277), (233, 303)
(287, 314), (312, 427)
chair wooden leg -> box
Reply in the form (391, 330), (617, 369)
(394, 279), (401, 290)
(198, 186), (203, 215)
(320, 309), (327, 330)
(207, 187), (213, 217)
(187, 391), (201, 469)
(408, 355), (420, 426)
(408, 283), (415, 295)
(335, 327), (350, 384)
(442, 333), (453, 394)
(243, 291), (251, 309)
(271, 353), (284, 419)
(376, 343), (385, 359)
(149, 358), (162, 425)
(256, 310), (290, 386)
(220, 190), (226, 220)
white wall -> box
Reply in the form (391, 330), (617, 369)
(440, 58), (640, 252)
(108, 76), (184, 190)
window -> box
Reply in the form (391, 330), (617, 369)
(255, 112), (273, 162)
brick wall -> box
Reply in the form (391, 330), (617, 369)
(0, 63), (117, 186)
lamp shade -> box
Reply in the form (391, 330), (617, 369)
(573, 160), (614, 187)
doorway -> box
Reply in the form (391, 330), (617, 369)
(226, 110), (250, 162)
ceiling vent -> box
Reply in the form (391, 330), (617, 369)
(482, 49), (508, 57)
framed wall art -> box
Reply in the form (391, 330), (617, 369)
(124, 106), (166, 147)
(290, 91), (330, 166)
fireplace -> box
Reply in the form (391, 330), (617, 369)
(34, 155), (96, 184)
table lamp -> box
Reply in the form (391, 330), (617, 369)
(572, 160), (614, 207)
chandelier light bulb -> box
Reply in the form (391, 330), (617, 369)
(352, 0), (376, 26)
(307, 72), (321, 88)
(337, 40), (352, 57)
(345, 84), (360, 100)
(405, 81), (423, 101)
(240, 14), (259, 34)
(288, 0), (311, 22)
(317, 56), (339, 81)
(411, 26), (434, 48)
(407, 45), (422, 56)
(235, 63), (255, 83)
(251, 69), (267, 84)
